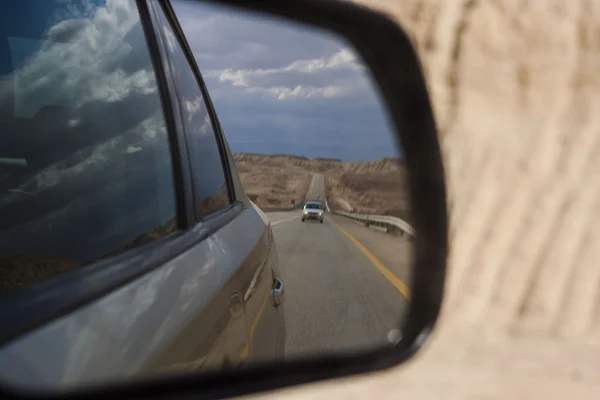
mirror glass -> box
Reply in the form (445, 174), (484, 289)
(0, 0), (413, 392)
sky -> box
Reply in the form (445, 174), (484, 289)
(172, 0), (403, 162)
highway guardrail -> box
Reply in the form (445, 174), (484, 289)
(333, 210), (415, 238)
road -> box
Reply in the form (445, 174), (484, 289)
(266, 174), (412, 359)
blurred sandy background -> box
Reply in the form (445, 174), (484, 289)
(248, 0), (600, 398)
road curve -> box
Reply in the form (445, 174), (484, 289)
(266, 174), (412, 359)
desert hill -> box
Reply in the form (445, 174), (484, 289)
(233, 153), (410, 220)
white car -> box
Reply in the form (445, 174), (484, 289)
(302, 201), (324, 223)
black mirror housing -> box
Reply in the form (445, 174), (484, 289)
(9, 1), (448, 399)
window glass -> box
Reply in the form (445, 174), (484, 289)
(154, 3), (231, 217)
(0, 0), (177, 294)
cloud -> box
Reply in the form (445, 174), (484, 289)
(246, 85), (346, 100)
(3, 0), (163, 190)
(173, 1), (349, 70)
(0, 0), (176, 263)
(204, 48), (364, 100)
(126, 146), (143, 154)
(5, 0), (156, 117)
(210, 48), (360, 81)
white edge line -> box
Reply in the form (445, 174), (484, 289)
(271, 216), (299, 226)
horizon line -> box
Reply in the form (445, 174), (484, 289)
(232, 151), (403, 163)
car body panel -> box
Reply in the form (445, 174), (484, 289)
(0, 205), (281, 391)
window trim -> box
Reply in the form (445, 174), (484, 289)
(143, 0), (197, 226)
(202, 84), (247, 206)
(157, 0), (239, 218)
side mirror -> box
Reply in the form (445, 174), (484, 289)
(0, 0), (447, 399)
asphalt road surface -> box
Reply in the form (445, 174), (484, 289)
(266, 174), (412, 359)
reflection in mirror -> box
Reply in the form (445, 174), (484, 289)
(0, 0), (413, 393)
(173, 0), (413, 360)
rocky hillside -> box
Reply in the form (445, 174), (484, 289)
(325, 158), (411, 222)
(234, 153), (313, 210)
(234, 153), (409, 217)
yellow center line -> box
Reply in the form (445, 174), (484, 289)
(334, 222), (411, 301)
(240, 289), (270, 359)
(250, 291), (269, 337)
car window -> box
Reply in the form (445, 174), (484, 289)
(0, 0), (177, 295)
(154, 3), (231, 218)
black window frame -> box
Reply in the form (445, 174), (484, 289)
(0, 0), (243, 347)
(153, 0), (243, 222)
